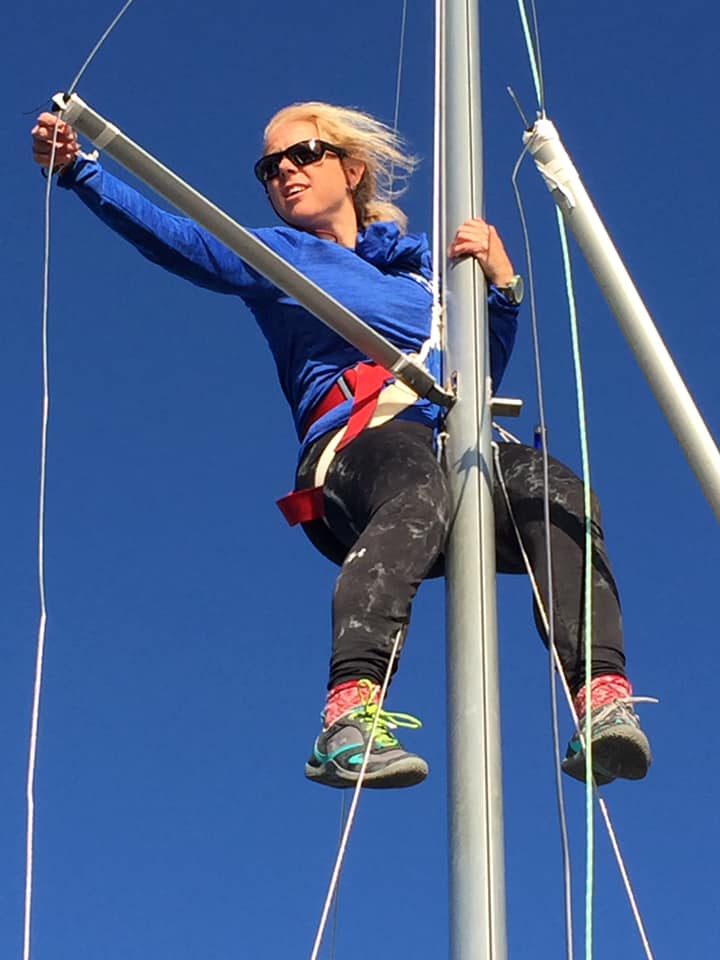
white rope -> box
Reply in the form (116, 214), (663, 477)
(597, 798), (656, 960)
(491, 422), (522, 445)
(391, 0), (441, 371)
(312, 13), (433, 952)
(494, 441), (576, 723)
(25, 8), (139, 957)
(308, 629), (404, 960)
(411, 0), (445, 373)
(23, 120), (60, 960)
(327, 791), (348, 960)
(493, 441), (576, 960)
(430, 0), (444, 358)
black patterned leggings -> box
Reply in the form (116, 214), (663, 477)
(296, 420), (625, 694)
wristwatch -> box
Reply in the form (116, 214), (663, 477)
(495, 274), (524, 305)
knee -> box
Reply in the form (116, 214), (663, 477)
(497, 443), (604, 527)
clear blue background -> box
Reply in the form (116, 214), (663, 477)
(3, 1), (718, 957)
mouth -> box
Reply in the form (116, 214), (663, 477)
(282, 184), (307, 200)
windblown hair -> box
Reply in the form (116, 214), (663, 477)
(263, 102), (417, 233)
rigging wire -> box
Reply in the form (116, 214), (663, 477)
(392, 0), (409, 135)
(510, 2), (658, 949)
(388, 0), (409, 206)
(494, 443), (656, 960)
(527, 0), (546, 115)
(555, 207), (597, 960)
(24, 6), (137, 959)
(506, 85), (530, 130)
(509, 145), (575, 960)
(308, 631), (404, 960)
(514, 0), (545, 115)
(66, 0), (136, 96)
(512, 0), (601, 951)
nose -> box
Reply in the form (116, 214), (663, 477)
(277, 154), (300, 178)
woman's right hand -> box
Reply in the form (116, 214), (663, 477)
(448, 217), (515, 288)
(31, 112), (79, 172)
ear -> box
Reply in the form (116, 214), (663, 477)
(343, 159), (366, 193)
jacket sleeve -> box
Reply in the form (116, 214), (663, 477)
(487, 287), (519, 391)
(57, 156), (288, 297)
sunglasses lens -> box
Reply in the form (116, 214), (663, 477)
(255, 155), (279, 182)
(255, 140), (342, 183)
(287, 141), (324, 167)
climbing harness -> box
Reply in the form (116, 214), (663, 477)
(276, 359), (422, 525)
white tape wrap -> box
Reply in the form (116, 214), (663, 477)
(524, 118), (578, 210)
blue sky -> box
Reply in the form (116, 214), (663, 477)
(3, 1), (719, 957)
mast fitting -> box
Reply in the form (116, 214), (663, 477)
(524, 119), (578, 210)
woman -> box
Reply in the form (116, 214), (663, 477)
(31, 102), (651, 789)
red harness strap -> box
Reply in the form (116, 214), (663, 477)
(276, 362), (391, 526)
(276, 486), (325, 526)
(334, 363), (391, 450)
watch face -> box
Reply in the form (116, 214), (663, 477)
(509, 274), (524, 305)
(500, 275), (524, 305)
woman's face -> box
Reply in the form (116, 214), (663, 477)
(262, 119), (363, 235)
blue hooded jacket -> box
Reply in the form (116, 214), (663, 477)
(59, 157), (519, 460)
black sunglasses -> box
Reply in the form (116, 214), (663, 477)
(254, 139), (347, 183)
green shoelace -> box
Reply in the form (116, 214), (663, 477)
(347, 701), (423, 748)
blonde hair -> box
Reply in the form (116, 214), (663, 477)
(263, 102), (417, 233)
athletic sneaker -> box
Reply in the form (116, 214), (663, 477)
(305, 700), (429, 789)
(562, 697), (653, 786)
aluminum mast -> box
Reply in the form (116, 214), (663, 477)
(441, 0), (508, 957)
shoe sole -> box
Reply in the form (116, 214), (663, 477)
(305, 756), (429, 789)
(563, 729), (651, 785)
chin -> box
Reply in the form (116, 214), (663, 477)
(271, 201), (310, 231)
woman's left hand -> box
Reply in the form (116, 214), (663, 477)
(449, 217), (515, 287)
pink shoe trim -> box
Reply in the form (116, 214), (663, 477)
(574, 674), (632, 722)
(324, 679), (379, 728)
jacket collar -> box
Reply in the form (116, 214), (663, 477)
(355, 222), (432, 280)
